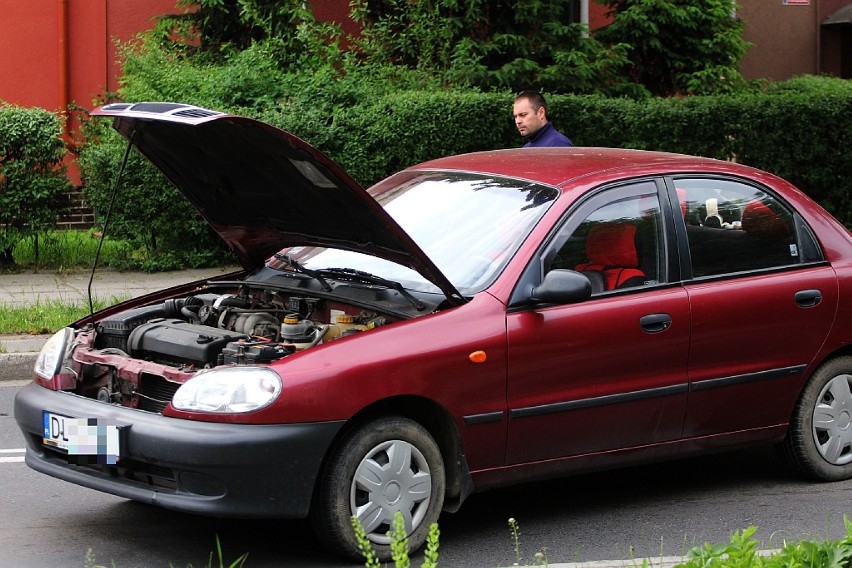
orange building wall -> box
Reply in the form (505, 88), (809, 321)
(737, 0), (852, 81)
(0, 0), (179, 113)
(0, 1), (62, 111)
(310, 0), (360, 39)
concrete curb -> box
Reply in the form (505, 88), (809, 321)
(0, 351), (38, 382)
(0, 334), (48, 381)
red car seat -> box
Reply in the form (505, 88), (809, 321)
(575, 223), (646, 291)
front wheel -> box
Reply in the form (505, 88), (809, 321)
(781, 357), (852, 481)
(310, 416), (445, 561)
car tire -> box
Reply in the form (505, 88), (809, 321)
(310, 416), (445, 562)
(782, 357), (852, 481)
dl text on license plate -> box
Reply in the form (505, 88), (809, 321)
(43, 411), (121, 464)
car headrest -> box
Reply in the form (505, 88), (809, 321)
(741, 200), (791, 237)
(585, 223), (639, 267)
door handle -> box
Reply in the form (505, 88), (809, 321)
(640, 313), (672, 333)
(794, 289), (822, 308)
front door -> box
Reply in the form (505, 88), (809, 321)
(506, 181), (690, 464)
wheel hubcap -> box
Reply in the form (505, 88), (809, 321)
(813, 374), (852, 465)
(383, 481), (401, 504)
(350, 439), (432, 545)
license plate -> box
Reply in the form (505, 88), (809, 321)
(42, 411), (121, 464)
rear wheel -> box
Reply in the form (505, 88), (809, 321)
(782, 357), (852, 480)
(310, 416), (445, 561)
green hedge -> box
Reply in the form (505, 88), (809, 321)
(551, 86), (852, 225)
(74, 81), (852, 268)
(255, 84), (852, 225)
(262, 91), (518, 185)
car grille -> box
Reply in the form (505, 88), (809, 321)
(137, 374), (181, 414)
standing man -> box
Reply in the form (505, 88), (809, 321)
(513, 90), (574, 147)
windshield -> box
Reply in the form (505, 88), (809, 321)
(270, 171), (558, 295)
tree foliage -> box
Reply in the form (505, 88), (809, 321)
(593, 0), (751, 96)
(351, 0), (640, 96)
(150, 0), (342, 66)
(347, 0), (750, 97)
(120, 0), (752, 100)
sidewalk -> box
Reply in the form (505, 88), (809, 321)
(0, 266), (239, 381)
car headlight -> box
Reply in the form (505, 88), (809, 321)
(35, 328), (74, 381)
(172, 367), (282, 413)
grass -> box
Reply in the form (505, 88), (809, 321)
(0, 229), (211, 335)
(11, 229), (138, 272)
(0, 230), (134, 334)
(0, 297), (128, 335)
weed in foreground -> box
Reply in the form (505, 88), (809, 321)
(75, 514), (852, 567)
(676, 515), (852, 568)
(508, 517), (549, 567)
(353, 512), (440, 568)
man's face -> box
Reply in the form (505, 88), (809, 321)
(513, 98), (547, 138)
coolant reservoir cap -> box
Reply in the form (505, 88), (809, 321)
(336, 314), (354, 324)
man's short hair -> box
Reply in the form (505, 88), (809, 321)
(515, 90), (548, 113)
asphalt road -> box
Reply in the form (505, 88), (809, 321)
(4, 380), (852, 568)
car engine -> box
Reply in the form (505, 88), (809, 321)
(61, 285), (392, 413)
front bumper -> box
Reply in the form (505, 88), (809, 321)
(14, 382), (343, 518)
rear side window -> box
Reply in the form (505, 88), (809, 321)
(675, 178), (803, 277)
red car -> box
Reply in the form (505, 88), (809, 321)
(14, 103), (852, 561)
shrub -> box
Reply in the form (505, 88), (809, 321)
(0, 104), (71, 267)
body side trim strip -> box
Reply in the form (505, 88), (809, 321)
(689, 365), (807, 392)
(510, 383), (688, 420)
(463, 411), (505, 425)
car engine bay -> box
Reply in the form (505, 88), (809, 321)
(55, 284), (398, 413)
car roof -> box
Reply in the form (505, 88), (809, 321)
(410, 147), (736, 189)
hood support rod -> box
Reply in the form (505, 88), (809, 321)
(86, 131), (136, 326)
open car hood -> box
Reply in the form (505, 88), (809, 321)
(92, 102), (465, 305)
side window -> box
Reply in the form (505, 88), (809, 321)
(676, 178), (799, 277)
(546, 187), (662, 294)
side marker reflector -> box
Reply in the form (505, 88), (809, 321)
(469, 350), (487, 364)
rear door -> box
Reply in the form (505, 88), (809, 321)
(672, 176), (839, 438)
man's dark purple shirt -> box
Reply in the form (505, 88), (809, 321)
(523, 122), (574, 147)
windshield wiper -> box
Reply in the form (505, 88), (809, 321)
(318, 267), (426, 312)
(272, 253), (332, 292)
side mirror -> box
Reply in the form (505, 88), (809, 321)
(530, 270), (592, 305)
